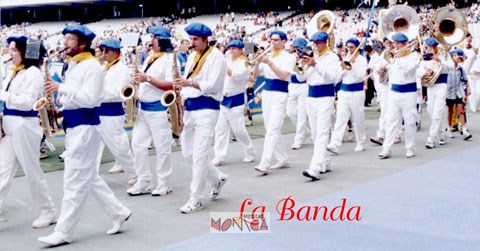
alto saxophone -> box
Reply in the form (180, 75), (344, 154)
(161, 50), (184, 135)
(121, 48), (139, 123)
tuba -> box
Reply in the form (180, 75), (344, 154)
(121, 48), (139, 123)
(421, 6), (467, 87)
(161, 50), (183, 135)
(306, 10), (335, 49)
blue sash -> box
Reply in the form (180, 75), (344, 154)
(340, 81), (364, 92)
(139, 100), (168, 112)
(185, 96), (220, 111)
(98, 102), (124, 116)
(308, 84), (335, 98)
(2, 103), (38, 117)
(435, 73), (448, 84)
(391, 82), (417, 93)
(264, 79), (289, 93)
(290, 75), (306, 84)
(63, 108), (100, 128)
(221, 92), (245, 108)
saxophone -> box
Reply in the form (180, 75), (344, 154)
(121, 48), (139, 123)
(160, 50), (183, 135)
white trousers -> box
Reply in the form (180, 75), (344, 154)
(214, 104), (254, 161)
(426, 84), (447, 143)
(131, 110), (173, 187)
(330, 90), (366, 147)
(286, 84), (309, 146)
(259, 91), (289, 167)
(181, 109), (225, 202)
(468, 76), (480, 111)
(374, 83), (390, 138)
(382, 91), (417, 152)
(97, 115), (135, 176)
(55, 125), (130, 237)
(0, 118), (55, 214)
(307, 96), (334, 171)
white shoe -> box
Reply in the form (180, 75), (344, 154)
(354, 144), (364, 152)
(394, 136), (402, 144)
(127, 181), (153, 196)
(210, 175), (228, 200)
(370, 136), (384, 145)
(291, 143), (301, 150)
(406, 149), (415, 158)
(302, 169), (321, 181)
(108, 164), (124, 174)
(106, 211), (132, 235)
(242, 154), (255, 163)
(271, 161), (290, 169)
(151, 185), (172, 196)
(245, 119), (253, 126)
(327, 144), (339, 155)
(127, 176), (138, 186)
(425, 141), (435, 149)
(211, 157), (225, 167)
(254, 165), (271, 175)
(171, 138), (181, 147)
(378, 150), (391, 159)
(446, 128), (455, 138)
(320, 160), (332, 174)
(463, 130), (472, 140)
(32, 211), (57, 228)
(346, 131), (355, 142)
(38, 231), (70, 246)
(180, 199), (203, 214)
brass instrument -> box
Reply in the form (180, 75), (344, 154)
(381, 5), (419, 42)
(161, 50), (184, 135)
(306, 10), (335, 49)
(246, 46), (272, 69)
(121, 48), (139, 123)
(340, 39), (365, 70)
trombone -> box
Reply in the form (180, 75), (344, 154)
(340, 39), (365, 70)
(245, 46), (272, 69)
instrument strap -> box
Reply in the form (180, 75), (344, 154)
(186, 45), (210, 79)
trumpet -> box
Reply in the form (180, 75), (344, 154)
(383, 40), (418, 64)
(340, 39), (365, 70)
(246, 46), (272, 68)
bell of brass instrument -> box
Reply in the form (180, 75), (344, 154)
(161, 50), (184, 135)
(121, 48), (140, 123)
(430, 6), (467, 47)
(306, 10), (335, 49)
(381, 5), (419, 42)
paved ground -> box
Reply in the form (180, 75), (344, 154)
(1, 107), (479, 250)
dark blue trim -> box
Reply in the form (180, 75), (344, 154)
(340, 81), (364, 92)
(221, 92), (245, 108)
(308, 84), (335, 98)
(435, 73), (448, 84)
(98, 102), (124, 116)
(2, 103), (38, 117)
(290, 75), (306, 84)
(264, 79), (289, 93)
(139, 100), (168, 112)
(391, 82), (417, 93)
(63, 108), (100, 128)
(185, 95), (220, 111)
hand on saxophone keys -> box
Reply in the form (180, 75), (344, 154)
(173, 77), (195, 89)
(133, 72), (148, 83)
(45, 79), (60, 96)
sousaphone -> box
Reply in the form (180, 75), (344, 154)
(306, 10), (335, 49)
(381, 5), (419, 42)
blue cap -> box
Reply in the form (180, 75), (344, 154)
(226, 39), (244, 49)
(148, 26), (171, 39)
(7, 35), (28, 45)
(310, 31), (329, 42)
(425, 37), (439, 47)
(185, 22), (212, 37)
(270, 30), (287, 41)
(62, 24), (96, 41)
(292, 37), (308, 48)
(391, 33), (408, 43)
(346, 38), (360, 47)
(99, 38), (122, 50)
(451, 48), (464, 57)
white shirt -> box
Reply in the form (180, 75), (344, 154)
(223, 55), (248, 96)
(0, 67), (43, 111)
(297, 51), (341, 85)
(341, 54), (367, 83)
(389, 51), (420, 85)
(259, 50), (296, 80)
(103, 59), (130, 103)
(138, 53), (173, 102)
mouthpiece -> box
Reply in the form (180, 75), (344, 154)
(3, 58), (12, 64)
(188, 45), (195, 50)
(57, 47), (68, 53)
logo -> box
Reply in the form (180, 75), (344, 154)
(210, 212), (270, 233)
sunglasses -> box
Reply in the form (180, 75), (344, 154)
(100, 47), (110, 53)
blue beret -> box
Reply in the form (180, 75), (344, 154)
(185, 22), (212, 37)
(148, 26), (171, 39)
(310, 31), (329, 42)
(62, 24), (96, 41)
(7, 35), (28, 45)
(451, 49), (464, 57)
(226, 39), (244, 49)
(270, 30), (287, 41)
(292, 37), (308, 48)
(391, 33), (408, 43)
(346, 38), (360, 47)
(425, 37), (439, 47)
(99, 38), (122, 50)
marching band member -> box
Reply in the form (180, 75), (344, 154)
(417, 37), (453, 149)
(297, 31), (341, 180)
(327, 38), (367, 154)
(212, 39), (255, 166)
(39, 25), (131, 246)
(378, 33), (420, 159)
(287, 37), (310, 150)
(96, 39), (136, 184)
(127, 26), (175, 197)
(0, 35), (57, 228)
(173, 22), (228, 214)
(252, 30), (296, 174)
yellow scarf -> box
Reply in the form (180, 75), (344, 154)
(233, 55), (247, 61)
(146, 51), (165, 65)
(104, 57), (120, 71)
(188, 46), (213, 79)
(70, 52), (97, 63)
(11, 64), (25, 75)
(315, 46), (330, 57)
(271, 48), (284, 57)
